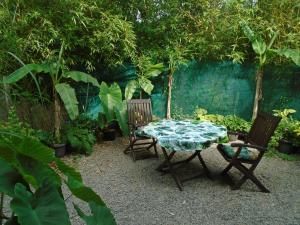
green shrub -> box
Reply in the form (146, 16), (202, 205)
(194, 107), (251, 133)
(65, 126), (96, 155)
(221, 115), (251, 133)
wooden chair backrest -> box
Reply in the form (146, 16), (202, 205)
(247, 112), (281, 148)
(127, 99), (153, 126)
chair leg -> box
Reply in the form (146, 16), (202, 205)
(231, 175), (247, 190)
(153, 138), (158, 158)
(234, 162), (270, 193)
(247, 172), (270, 193)
(129, 142), (136, 161)
(221, 163), (233, 175)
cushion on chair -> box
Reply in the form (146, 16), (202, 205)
(218, 141), (260, 161)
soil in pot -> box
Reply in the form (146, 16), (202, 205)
(52, 143), (66, 157)
(278, 139), (294, 154)
(103, 128), (116, 141)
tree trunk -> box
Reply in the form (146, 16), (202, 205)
(252, 67), (264, 120)
(54, 91), (61, 142)
(166, 73), (173, 119)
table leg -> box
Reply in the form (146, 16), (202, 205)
(161, 148), (183, 191)
(157, 149), (212, 191)
(196, 151), (211, 179)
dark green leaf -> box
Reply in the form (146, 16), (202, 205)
(11, 182), (71, 225)
(55, 158), (83, 182)
(0, 158), (25, 197)
(67, 176), (105, 206)
(74, 202), (116, 225)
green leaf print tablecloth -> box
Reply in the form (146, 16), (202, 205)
(136, 120), (227, 151)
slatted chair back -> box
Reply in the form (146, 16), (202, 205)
(247, 112), (281, 148)
(127, 99), (153, 127)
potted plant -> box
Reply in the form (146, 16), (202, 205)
(292, 126), (300, 153)
(2, 43), (100, 156)
(273, 109), (297, 154)
(98, 82), (129, 141)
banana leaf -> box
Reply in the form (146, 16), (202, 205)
(63, 71), (100, 87)
(125, 80), (138, 100)
(55, 83), (79, 120)
(272, 49), (300, 66)
(138, 77), (153, 95)
(2, 63), (51, 84)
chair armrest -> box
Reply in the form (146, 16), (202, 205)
(231, 143), (267, 152)
(228, 131), (248, 138)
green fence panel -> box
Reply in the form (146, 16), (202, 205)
(171, 61), (256, 120)
(76, 61), (300, 121)
(261, 64), (300, 119)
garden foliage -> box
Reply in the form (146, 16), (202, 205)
(0, 109), (116, 225)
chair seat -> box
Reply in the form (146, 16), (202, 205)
(218, 141), (260, 161)
(134, 126), (152, 139)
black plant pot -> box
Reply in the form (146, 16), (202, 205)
(103, 129), (116, 141)
(293, 145), (300, 154)
(96, 130), (104, 143)
(53, 143), (66, 157)
(278, 139), (294, 154)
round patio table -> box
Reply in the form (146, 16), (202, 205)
(137, 119), (227, 190)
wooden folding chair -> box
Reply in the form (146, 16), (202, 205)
(217, 112), (281, 193)
(124, 99), (158, 161)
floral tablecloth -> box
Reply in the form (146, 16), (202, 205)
(136, 120), (227, 151)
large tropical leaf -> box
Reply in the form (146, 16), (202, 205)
(252, 39), (267, 56)
(125, 80), (138, 100)
(66, 176), (105, 206)
(2, 64), (51, 84)
(7, 52), (44, 104)
(74, 202), (117, 225)
(0, 158), (25, 197)
(63, 71), (100, 87)
(99, 82), (122, 123)
(55, 158), (82, 182)
(55, 83), (79, 120)
(13, 136), (54, 164)
(114, 101), (129, 136)
(138, 77), (154, 95)
(144, 63), (164, 78)
(17, 154), (61, 188)
(0, 135), (60, 188)
(240, 21), (256, 43)
(11, 182), (71, 225)
(272, 49), (300, 66)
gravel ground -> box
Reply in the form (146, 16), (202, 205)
(64, 137), (300, 225)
